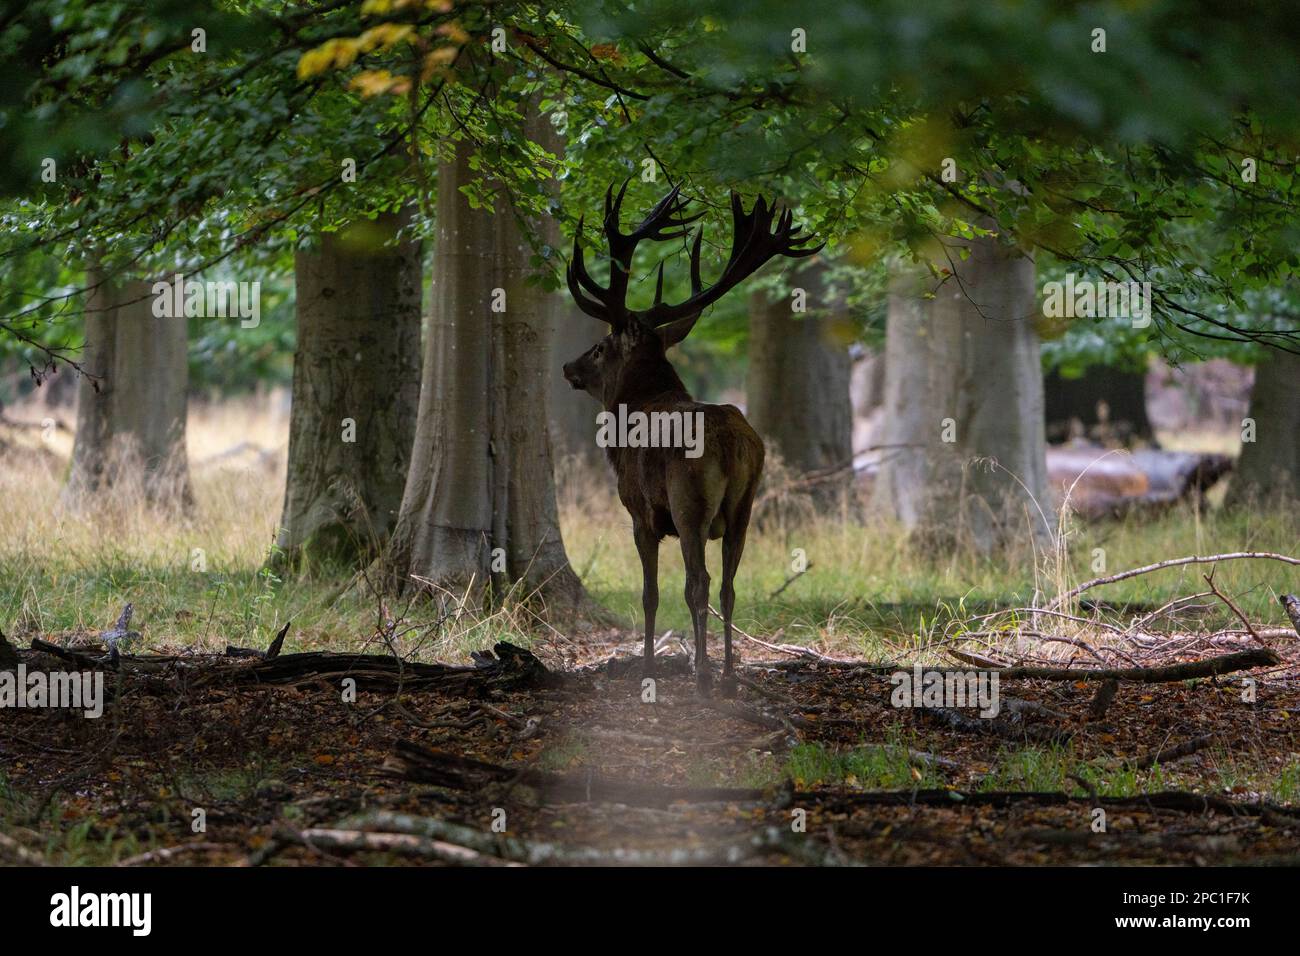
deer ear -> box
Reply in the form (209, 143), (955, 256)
(656, 312), (701, 348)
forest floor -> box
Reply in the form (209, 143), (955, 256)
(4, 625), (1300, 867)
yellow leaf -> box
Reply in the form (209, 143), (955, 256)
(436, 22), (470, 44)
(297, 38), (360, 79)
(314, 753), (335, 765)
(359, 23), (414, 52)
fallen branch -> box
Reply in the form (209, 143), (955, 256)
(338, 811), (840, 866)
(280, 827), (519, 866)
(1202, 570), (1268, 648)
(116, 842), (226, 867)
(768, 562), (813, 600)
(1129, 733), (1217, 771)
(707, 605), (852, 664)
(1049, 552), (1300, 611)
(988, 647), (1278, 683)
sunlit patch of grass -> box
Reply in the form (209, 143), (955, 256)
(974, 746), (1148, 798)
(784, 735), (947, 790)
(1268, 760), (1300, 805)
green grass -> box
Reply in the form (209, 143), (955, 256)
(784, 736), (948, 790)
(2, 403), (1296, 663)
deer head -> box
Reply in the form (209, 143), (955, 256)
(562, 182), (822, 407)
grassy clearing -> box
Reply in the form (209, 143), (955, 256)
(1, 392), (1296, 663)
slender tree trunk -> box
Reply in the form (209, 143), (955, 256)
(382, 115), (592, 612)
(873, 239), (1050, 553)
(747, 265), (854, 508)
(64, 269), (192, 509)
(1227, 349), (1300, 505)
(271, 210), (422, 570)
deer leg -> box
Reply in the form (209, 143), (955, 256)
(718, 524), (749, 700)
(678, 527), (712, 697)
(634, 525), (659, 679)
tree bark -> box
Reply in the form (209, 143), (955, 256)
(872, 239), (1050, 553)
(747, 263), (854, 502)
(382, 116), (592, 612)
(271, 210), (422, 570)
(1227, 349), (1300, 505)
(64, 269), (192, 509)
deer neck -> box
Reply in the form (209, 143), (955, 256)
(603, 353), (692, 411)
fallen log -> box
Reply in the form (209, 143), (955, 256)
(1129, 733), (1217, 770)
(987, 647), (1279, 683)
(21, 638), (558, 694)
(225, 621), (291, 660)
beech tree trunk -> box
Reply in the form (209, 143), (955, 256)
(382, 117), (591, 611)
(872, 239), (1050, 553)
(747, 263), (854, 499)
(271, 210), (422, 570)
(1227, 349), (1300, 505)
(64, 269), (192, 509)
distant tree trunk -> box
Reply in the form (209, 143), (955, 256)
(271, 210), (422, 571)
(1227, 349), (1300, 505)
(1044, 364), (1153, 444)
(550, 309), (606, 469)
(747, 264), (853, 502)
(382, 114), (593, 613)
(873, 239), (1050, 553)
(64, 269), (192, 509)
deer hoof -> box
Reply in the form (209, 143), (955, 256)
(695, 666), (713, 698)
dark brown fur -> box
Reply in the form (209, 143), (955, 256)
(562, 185), (819, 696)
(564, 320), (763, 696)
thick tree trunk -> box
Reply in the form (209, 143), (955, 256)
(747, 264), (854, 498)
(382, 116), (591, 612)
(64, 269), (192, 509)
(271, 210), (422, 570)
(872, 240), (1050, 553)
(1227, 350), (1300, 505)
(1044, 364), (1153, 445)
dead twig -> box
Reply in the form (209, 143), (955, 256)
(1202, 570), (1268, 648)
(1049, 551), (1300, 611)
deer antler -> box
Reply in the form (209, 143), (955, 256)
(566, 184), (822, 331)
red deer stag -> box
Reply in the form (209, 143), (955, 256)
(562, 183), (821, 696)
